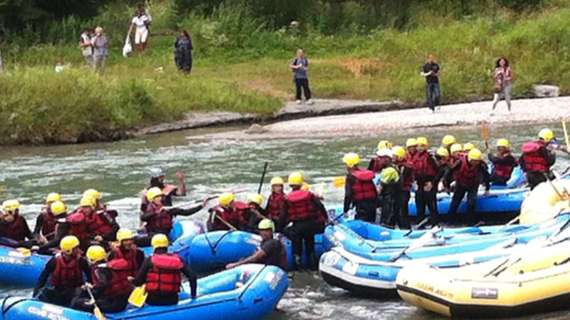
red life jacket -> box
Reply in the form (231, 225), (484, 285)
(350, 169), (377, 201)
(395, 160), (415, 191)
(91, 259), (133, 297)
(40, 209), (58, 238)
(0, 215), (28, 241)
(232, 201), (250, 227)
(66, 209), (91, 244)
(50, 254), (83, 288)
(266, 192), (286, 220)
(85, 212), (114, 238)
(453, 156), (480, 188)
(145, 203), (173, 234)
(286, 190), (315, 222)
(146, 254), (184, 294)
(414, 151), (438, 178)
(521, 141), (549, 173)
(112, 247), (141, 277)
(370, 156), (391, 173)
(492, 154), (516, 180)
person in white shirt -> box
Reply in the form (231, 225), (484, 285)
(128, 6), (152, 53)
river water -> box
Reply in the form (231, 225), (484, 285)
(0, 123), (568, 320)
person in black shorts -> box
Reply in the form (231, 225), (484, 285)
(225, 219), (286, 270)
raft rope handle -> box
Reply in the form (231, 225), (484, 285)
(1, 297), (28, 316)
(237, 265), (267, 302)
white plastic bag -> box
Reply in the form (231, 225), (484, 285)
(122, 35), (132, 57)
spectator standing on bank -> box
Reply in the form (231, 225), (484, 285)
(420, 54), (441, 112)
(128, 6), (152, 53)
(491, 57), (514, 114)
(290, 49), (313, 105)
(91, 27), (108, 72)
(79, 28), (93, 67)
(174, 30), (193, 73)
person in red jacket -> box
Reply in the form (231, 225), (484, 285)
(139, 187), (206, 246)
(489, 138), (518, 186)
(413, 137), (440, 225)
(279, 171), (327, 270)
(133, 234), (197, 306)
(343, 152), (378, 222)
(444, 149), (491, 225)
(109, 228), (145, 278)
(207, 193), (249, 231)
(0, 199), (33, 246)
(368, 140), (393, 173)
(33, 193), (62, 243)
(71, 245), (132, 313)
(140, 168), (187, 212)
(265, 177), (286, 231)
(245, 193), (266, 233)
(392, 146), (414, 227)
(520, 128), (557, 190)
(34, 236), (91, 307)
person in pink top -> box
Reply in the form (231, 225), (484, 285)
(491, 57), (514, 113)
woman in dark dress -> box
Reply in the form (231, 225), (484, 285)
(174, 30), (193, 73)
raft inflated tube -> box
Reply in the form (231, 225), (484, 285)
(0, 264), (288, 320)
(519, 179), (570, 224)
(396, 239), (570, 318)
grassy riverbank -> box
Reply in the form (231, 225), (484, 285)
(0, 1), (569, 144)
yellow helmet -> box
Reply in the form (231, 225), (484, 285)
(392, 146), (406, 160)
(463, 143), (476, 152)
(538, 128), (555, 142)
(406, 138), (417, 148)
(468, 148), (483, 161)
(46, 192), (61, 204)
(60, 235), (80, 254)
(441, 135), (456, 147)
(151, 234), (169, 249)
(116, 228), (134, 242)
(342, 152), (361, 168)
(83, 189), (102, 200)
(436, 147), (450, 158)
(248, 193), (264, 206)
(496, 138), (511, 148)
(450, 143), (463, 154)
(146, 187), (163, 202)
(50, 201), (67, 216)
(258, 219), (275, 232)
(2, 199), (20, 212)
(270, 176), (284, 186)
(288, 171), (304, 186)
(416, 137), (429, 147)
(377, 140), (393, 150)
(86, 245), (107, 263)
(79, 195), (96, 208)
(380, 167), (400, 184)
(218, 192), (235, 207)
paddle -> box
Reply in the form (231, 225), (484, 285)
(85, 284), (106, 320)
(128, 285), (147, 308)
(332, 176), (346, 188)
(211, 211), (238, 231)
(389, 225), (442, 262)
(481, 121), (490, 151)
(257, 162), (269, 194)
(562, 121), (570, 151)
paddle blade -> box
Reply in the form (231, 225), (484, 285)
(332, 176), (346, 188)
(128, 285), (147, 308)
(481, 122), (490, 141)
(93, 306), (106, 320)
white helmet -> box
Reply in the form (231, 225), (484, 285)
(149, 168), (165, 178)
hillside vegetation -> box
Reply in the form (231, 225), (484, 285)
(0, 0), (568, 144)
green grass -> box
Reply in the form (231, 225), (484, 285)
(0, 3), (569, 145)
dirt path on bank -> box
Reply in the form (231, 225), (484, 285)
(189, 97), (570, 140)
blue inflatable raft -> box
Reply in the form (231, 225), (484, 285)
(0, 264), (288, 320)
(0, 220), (204, 288)
(319, 212), (570, 297)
